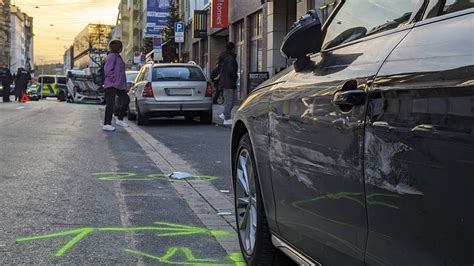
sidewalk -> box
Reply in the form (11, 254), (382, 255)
(212, 104), (239, 126)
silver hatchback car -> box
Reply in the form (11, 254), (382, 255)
(127, 63), (213, 125)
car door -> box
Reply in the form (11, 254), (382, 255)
(364, 2), (474, 265)
(268, 0), (422, 264)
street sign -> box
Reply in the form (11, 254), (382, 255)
(174, 22), (184, 43)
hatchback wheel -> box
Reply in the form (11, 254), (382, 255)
(234, 133), (292, 265)
(136, 102), (149, 125)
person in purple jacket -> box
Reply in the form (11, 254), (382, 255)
(103, 40), (130, 132)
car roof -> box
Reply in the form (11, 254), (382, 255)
(126, 70), (139, 74)
(38, 75), (66, 78)
(151, 63), (201, 68)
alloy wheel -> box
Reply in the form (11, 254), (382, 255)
(235, 149), (257, 255)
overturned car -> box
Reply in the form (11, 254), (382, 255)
(66, 72), (104, 104)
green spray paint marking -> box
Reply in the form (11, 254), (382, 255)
(293, 192), (401, 210)
(16, 222), (232, 257)
(93, 172), (221, 182)
(125, 248), (245, 266)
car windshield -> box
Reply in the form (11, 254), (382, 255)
(126, 72), (138, 83)
(57, 77), (67, 84)
(152, 66), (206, 82)
(40, 77), (55, 84)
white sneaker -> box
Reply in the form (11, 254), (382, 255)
(115, 120), (129, 127)
(223, 119), (233, 125)
(219, 113), (225, 120)
(102, 124), (116, 131)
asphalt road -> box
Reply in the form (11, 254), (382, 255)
(0, 100), (239, 265)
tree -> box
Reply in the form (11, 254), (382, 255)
(162, 0), (180, 63)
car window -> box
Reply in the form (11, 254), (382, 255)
(57, 77), (67, 84)
(152, 66), (206, 82)
(323, 0), (418, 50)
(40, 77), (55, 84)
(126, 72), (138, 83)
(443, 0), (474, 14)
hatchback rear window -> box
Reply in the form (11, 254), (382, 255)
(152, 66), (206, 82)
(40, 77), (55, 84)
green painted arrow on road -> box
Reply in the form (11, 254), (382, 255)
(16, 222), (232, 257)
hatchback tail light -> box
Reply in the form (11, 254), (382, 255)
(143, 82), (154, 98)
(205, 82), (213, 97)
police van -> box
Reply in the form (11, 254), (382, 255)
(36, 75), (68, 101)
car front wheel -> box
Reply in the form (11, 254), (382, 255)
(234, 133), (292, 265)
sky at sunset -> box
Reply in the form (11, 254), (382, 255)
(14, 0), (119, 64)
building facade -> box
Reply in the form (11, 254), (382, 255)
(177, 0), (320, 100)
(0, 0), (10, 66)
(9, 5), (34, 72)
(73, 24), (113, 73)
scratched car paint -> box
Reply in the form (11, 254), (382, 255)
(230, 1), (474, 265)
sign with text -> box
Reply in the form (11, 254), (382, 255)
(145, 0), (170, 37)
(193, 10), (208, 39)
(211, 0), (229, 28)
(174, 22), (185, 43)
(248, 72), (269, 92)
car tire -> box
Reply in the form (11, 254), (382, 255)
(128, 110), (137, 120)
(136, 102), (149, 125)
(199, 111), (212, 124)
(234, 133), (293, 265)
(184, 114), (194, 122)
(57, 91), (66, 102)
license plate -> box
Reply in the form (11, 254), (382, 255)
(166, 88), (193, 96)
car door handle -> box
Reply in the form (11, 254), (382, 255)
(333, 90), (366, 106)
(275, 113), (291, 121)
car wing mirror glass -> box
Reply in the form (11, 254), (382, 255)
(281, 10), (325, 60)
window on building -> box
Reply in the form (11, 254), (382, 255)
(250, 11), (263, 72)
(234, 20), (244, 97)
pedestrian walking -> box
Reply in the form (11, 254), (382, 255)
(217, 42), (238, 125)
(103, 40), (130, 132)
(210, 64), (222, 104)
(0, 65), (12, 102)
(14, 67), (31, 102)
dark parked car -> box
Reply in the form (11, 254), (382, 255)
(231, 0), (473, 265)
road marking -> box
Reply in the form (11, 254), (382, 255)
(92, 172), (222, 182)
(125, 247), (245, 265)
(125, 123), (240, 254)
(16, 222), (232, 257)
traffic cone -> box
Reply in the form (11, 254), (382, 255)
(20, 92), (30, 103)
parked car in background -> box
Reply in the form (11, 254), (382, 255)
(231, 1), (474, 265)
(126, 70), (139, 92)
(127, 63), (213, 125)
(36, 75), (68, 101)
(27, 84), (39, 101)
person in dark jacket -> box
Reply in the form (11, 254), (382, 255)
(14, 68), (31, 102)
(0, 65), (12, 102)
(217, 42), (238, 125)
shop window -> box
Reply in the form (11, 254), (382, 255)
(234, 21), (244, 97)
(250, 11), (263, 72)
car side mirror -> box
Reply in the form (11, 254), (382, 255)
(281, 10), (325, 61)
